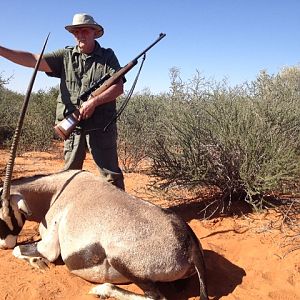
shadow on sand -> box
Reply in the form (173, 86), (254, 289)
(157, 197), (247, 299)
(156, 250), (245, 300)
(168, 197), (253, 224)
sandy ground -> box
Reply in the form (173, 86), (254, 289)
(0, 144), (299, 300)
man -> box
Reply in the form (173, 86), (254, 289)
(0, 13), (125, 189)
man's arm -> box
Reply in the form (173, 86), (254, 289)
(79, 78), (124, 120)
(0, 45), (52, 72)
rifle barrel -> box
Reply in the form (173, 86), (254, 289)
(133, 33), (166, 62)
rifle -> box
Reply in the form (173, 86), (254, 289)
(54, 33), (166, 140)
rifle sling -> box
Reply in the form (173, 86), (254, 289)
(103, 53), (147, 132)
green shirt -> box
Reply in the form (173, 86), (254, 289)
(44, 42), (121, 130)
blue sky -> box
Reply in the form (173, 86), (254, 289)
(1, 0), (300, 94)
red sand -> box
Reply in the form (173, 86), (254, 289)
(0, 146), (299, 300)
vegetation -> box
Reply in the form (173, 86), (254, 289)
(0, 81), (57, 151)
(1, 66), (300, 211)
(119, 67), (300, 210)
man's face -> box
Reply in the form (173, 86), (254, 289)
(72, 27), (96, 54)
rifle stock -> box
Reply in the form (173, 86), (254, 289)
(54, 33), (166, 140)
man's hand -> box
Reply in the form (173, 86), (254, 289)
(79, 98), (96, 120)
(79, 79), (123, 121)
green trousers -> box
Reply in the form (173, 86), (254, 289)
(63, 127), (125, 190)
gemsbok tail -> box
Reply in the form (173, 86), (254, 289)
(189, 226), (209, 300)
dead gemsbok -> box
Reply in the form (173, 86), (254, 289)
(0, 37), (208, 300)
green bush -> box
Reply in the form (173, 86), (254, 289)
(148, 68), (300, 209)
(117, 89), (168, 172)
(20, 88), (58, 151)
(0, 88), (23, 145)
(1, 68), (300, 211)
(0, 76), (58, 151)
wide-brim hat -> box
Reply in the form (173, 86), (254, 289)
(65, 13), (104, 39)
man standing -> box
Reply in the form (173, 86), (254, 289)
(0, 13), (125, 189)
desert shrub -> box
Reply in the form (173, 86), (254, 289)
(0, 82), (58, 151)
(149, 68), (300, 210)
(0, 88), (23, 145)
(20, 88), (58, 151)
(117, 89), (168, 172)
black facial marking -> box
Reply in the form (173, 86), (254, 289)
(0, 201), (24, 239)
(64, 243), (106, 271)
(0, 218), (13, 239)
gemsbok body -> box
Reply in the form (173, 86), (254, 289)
(0, 169), (208, 300)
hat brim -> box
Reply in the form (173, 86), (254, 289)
(65, 24), (104, 39)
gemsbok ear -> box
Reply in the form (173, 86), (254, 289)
(17, 198), (32, 217)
